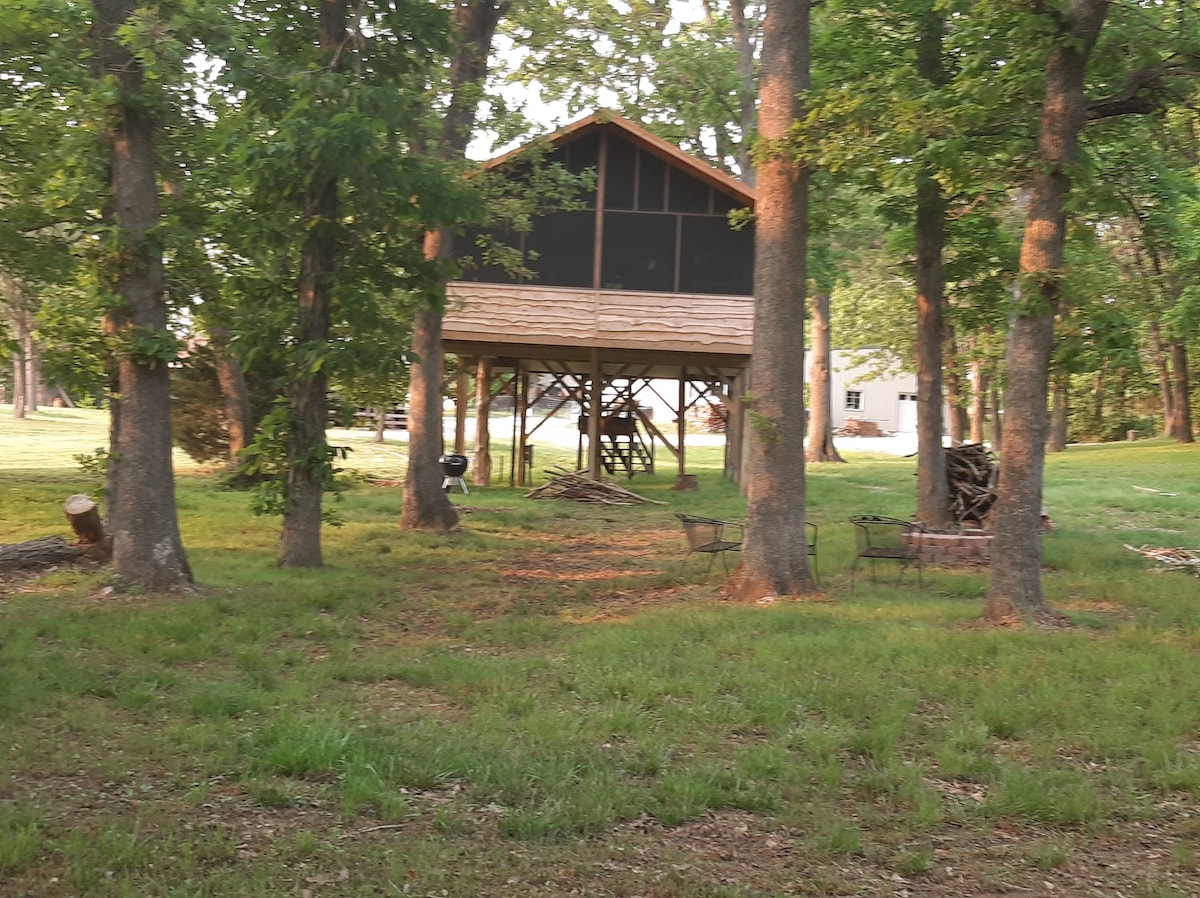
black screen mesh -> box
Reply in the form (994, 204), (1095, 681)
(526, 210), (595, 288)
(678, 215), (754, 295)
(600, 211), (677, 292)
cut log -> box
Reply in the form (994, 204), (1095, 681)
(0, 536), (83, 573)
(65, 494), (105, 542)
(64, 494), (111, 561)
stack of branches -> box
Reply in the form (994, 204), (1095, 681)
(526, 468), (666, 506)
(1124, 544), (1200, 575)
(946, 443), (999, 527)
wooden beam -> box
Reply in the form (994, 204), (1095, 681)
(593, 132), (608, 290)
(516, 364), (530, 487)
(454, 356), (469, 453)
(587, 348), (603, 479)
(678, 367), (688, 475)
(474, 357), (494, 487)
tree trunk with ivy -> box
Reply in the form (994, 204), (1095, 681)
(725, 0), (816, 601)
(93, 0), (192, 589)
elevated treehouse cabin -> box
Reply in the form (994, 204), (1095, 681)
(443, 112), (755, 486)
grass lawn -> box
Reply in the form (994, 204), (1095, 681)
(2, 407), (1200, 896)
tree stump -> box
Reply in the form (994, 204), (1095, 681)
(0, 536), (82, 572)
(64, 494), (111, 561)
(673, 473), (700, 492)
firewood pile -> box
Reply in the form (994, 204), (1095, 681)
(696, 402), (728, 434)
(835, 417), (885, 437)
(946, 443), (999, 527)
(1124, 544), (1200, 575)
(526, 468), (666, 506)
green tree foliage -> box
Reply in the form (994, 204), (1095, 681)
(206, 1), (482, 564)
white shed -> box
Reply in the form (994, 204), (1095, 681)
(825, 349), (944, 435)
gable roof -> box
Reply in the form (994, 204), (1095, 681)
(483, 110), (756, 209)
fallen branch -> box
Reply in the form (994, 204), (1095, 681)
(526, 468), (666, 506)
(1133, 485), (1179, 497)
(1124, 544), (1200, 575)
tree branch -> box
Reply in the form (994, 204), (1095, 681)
(1086, 63), (1189, 121)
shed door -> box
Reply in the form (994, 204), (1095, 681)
(897, 393), (919, 433)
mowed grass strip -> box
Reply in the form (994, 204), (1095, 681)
(2, 408), (1200, 896)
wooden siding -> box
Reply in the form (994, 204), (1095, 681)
(444, 282), (753, 359)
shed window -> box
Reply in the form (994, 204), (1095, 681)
(845, 390), (864, 412)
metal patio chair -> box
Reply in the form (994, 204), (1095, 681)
(675, 513), (744, 573)
(850, 515), (925, 590)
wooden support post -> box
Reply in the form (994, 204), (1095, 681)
(516, 364), (530, 488)
(588, 349), (603, 480)
(677, 367), (688, 476)
(674, 367), (698, 490)
(473, 357), (493, 487)
(454, 356), (469, 453)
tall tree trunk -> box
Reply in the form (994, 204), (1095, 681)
(402, 0), (507, 531)
(10, 299), (30, 419)
(12, 344), (26, 420)
(1169, 340), (1194, 443)
(1149, 321), (1174, 437)
(401, 297), (460, 532)
(1047, 369), (1069, 451)
(726, 0), (815, 601)
(210, 328), (255, 464)
(731, 0), (757, 184)
(970, 359), (989, 445)
(93, 0), (192, 590)
(279, 0), (346, 568)
(990, 378), (1002, 453)
(944, 328), (969, 445)
(23, 331), (38, 412)
(914, 5), (950, 528)
(805, 291), (844, 463)
(1091, 362), (1106, 438)
(986, 0), (1107, 623)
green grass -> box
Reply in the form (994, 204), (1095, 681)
(2, 407), (1200, 895)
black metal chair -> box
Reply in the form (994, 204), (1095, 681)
(850, 515), (925, 589)
(805, 521), (819, 584)
(675, 515), (818, 580)
(675, 513), (744, 573)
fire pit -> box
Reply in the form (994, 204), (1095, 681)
(907, 527), (993, 566)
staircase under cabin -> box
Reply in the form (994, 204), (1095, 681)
(578, 410), (656, 477)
